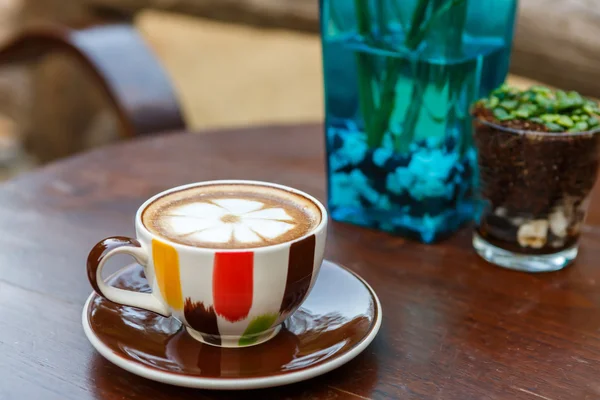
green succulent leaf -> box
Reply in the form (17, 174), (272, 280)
(570, 121), (589, 132)
(557, 115), (574, 128)
(545, 122), (564, 132)
(493, 108), (512, 121)
(499, 100), (518, 110)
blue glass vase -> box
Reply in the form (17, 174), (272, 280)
(320, 0), (518, 243)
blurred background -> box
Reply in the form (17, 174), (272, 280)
(0, 0), (595, 180)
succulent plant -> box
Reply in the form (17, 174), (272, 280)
(475, 84), (600, 133)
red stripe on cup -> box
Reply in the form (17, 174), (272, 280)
(213, 252), (253, 322)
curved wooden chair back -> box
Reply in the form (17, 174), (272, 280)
(0, 23), (186, 138)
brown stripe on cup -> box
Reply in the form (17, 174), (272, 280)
(183, 299), (221, 346)
(280, 234), (316, 313)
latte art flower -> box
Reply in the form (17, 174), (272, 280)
(163, 198), (296, 245)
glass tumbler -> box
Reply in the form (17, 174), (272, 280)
(472, 118), (600, 272)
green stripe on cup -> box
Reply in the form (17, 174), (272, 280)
(238, 313), (279, 346)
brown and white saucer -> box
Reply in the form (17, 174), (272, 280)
(82, 260), (382, 390)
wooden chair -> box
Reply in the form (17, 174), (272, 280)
(0, 22), (185, 140)
(0, 0), (319, 163)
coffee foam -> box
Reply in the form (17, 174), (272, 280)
(142, 184), (322, 249)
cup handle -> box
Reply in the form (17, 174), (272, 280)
(87, 236), (171, 317)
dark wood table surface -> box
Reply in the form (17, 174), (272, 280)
(2, 124), (600, 400)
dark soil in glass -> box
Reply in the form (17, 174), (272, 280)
(473, 106), (600, 255)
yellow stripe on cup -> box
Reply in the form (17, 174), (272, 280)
(152, 239), (183, 310)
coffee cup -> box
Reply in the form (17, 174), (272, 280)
(87, 180), (327, 348)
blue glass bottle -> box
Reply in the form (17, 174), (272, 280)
(320, 0), (518, 242)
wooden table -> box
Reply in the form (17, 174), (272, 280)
(2, 124), (600, 400)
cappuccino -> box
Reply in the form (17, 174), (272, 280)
(142, 183), (322, 249)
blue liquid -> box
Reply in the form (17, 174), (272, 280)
(320, 0), (518, 242)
